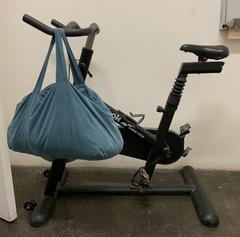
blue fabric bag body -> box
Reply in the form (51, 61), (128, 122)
(7, 29), (123, 160)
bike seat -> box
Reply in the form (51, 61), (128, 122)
(180, 44), (229, 61)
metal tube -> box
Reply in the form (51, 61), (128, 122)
(182, 166), (219, 227)
(57, 184), (194, 196)
(44, 160), (66, 197)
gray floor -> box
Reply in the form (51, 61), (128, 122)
(1, 166), (240, 237)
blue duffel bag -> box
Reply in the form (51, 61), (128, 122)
(7, 28), (123, 160)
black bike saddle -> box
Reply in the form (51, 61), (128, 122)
(180, 44), (229, 61)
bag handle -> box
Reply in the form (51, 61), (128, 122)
(60, 30), (85, 85)
(33, 34), (55, 93)
(33, 29), (85, 93)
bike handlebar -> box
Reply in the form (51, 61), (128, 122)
(51, 19), (65, 28)
(51, 19), (81, 31)
(22, 14), (100, 37)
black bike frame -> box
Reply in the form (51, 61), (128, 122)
(22, 15), (227, 228)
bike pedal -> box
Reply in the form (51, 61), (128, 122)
(179, 123), (191, 137)
(182, 147), (192, 157)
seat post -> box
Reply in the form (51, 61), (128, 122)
(156, 73), (187, 141)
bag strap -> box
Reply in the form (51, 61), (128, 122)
(33, 28), (85, 93)
(55, 29), (69, 83)
(33, 34), (55, 93)
(60, 30), (85, 85)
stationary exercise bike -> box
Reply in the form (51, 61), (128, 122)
(22, 14), (229, 228)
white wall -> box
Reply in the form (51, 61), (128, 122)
(1, 0), (240, 170)
(0, 96), (17, 222)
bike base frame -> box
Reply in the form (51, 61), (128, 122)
(28, 162), (219, 228)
